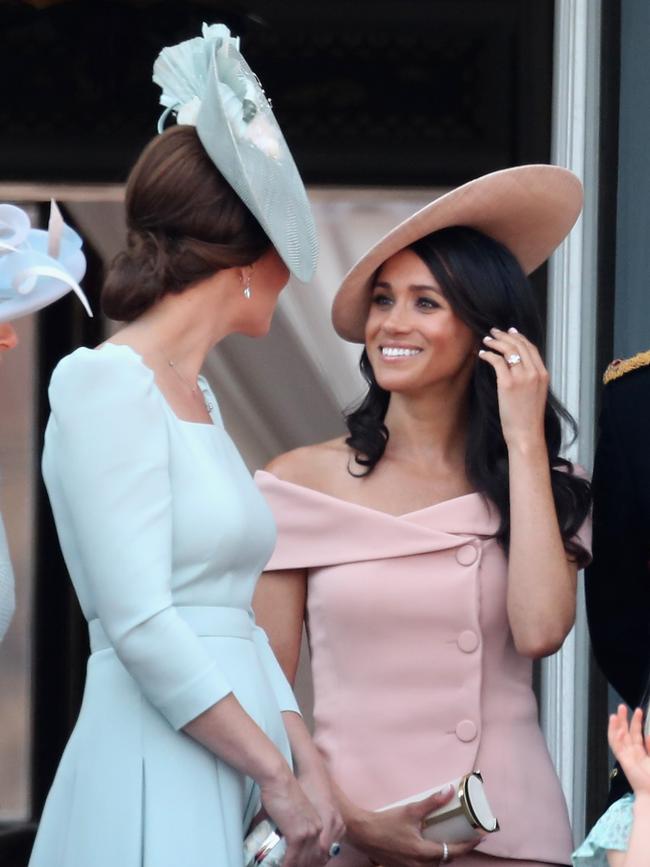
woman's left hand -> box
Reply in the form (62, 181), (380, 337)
(478, 327), (549, 451)
(296, 760), (346, 860)
(282, 712), (346, 858)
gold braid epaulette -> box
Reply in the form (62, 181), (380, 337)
(603, 349), (650, 384)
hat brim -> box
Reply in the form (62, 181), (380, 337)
(332, 164), (583, 343)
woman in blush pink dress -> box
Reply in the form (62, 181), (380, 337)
(254, 166), (592, 867)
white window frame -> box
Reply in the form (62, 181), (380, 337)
(542, 0), (602, 843)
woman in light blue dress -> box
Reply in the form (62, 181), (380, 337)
(0, 322), (17, 641)
(0, 503), (15, 643)
(573, 701), (650, 867)
(0, 324), (19, 642)
(0, 199), (91, 643)
(29, 25), (343, 867)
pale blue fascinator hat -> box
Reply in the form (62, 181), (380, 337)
(0, 201), (91, 324)
(153, 23), (318, 283)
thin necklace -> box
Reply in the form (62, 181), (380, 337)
(167, 359), (213, 413)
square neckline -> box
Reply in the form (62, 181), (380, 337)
(95, 342), (221, 430)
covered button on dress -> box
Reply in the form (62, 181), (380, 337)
(256, 470), (592, 866)
(29, 345), (299, 867)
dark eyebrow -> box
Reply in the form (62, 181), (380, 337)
(374, 280), (444, 297)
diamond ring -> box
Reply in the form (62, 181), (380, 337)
(506, 353), (522, 366)
(329, 842), (341, 858)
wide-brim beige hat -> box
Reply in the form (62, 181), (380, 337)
(332, 164), (583, 343)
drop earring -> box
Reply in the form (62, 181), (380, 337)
(243, 271), (252, 299)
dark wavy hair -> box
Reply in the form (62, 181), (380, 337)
(345, 226), (591, 565)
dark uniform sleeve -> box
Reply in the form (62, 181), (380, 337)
(585, 367), (650, 708)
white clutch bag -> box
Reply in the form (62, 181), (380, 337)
(376, 771), (499, 844)
(243, 818), (286, 866)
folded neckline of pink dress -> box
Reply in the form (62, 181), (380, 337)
(255, 470), (502, 569)
(256, 470), (486, 519)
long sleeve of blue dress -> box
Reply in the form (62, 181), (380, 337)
(44, 350), (235, 729)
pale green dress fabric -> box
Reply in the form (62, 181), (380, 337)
(29, 343), (298, 867)
(572, 795), (634, 866)
(0, 514), (15, 641)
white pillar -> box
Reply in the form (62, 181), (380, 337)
(542, 0), (601, 843)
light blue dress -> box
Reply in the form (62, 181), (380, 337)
(29, 343), (299, 867)
(0, 513), (15, 641)
(572, 795), (634, 866)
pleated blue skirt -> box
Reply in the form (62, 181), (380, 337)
(29, 610), (291, 867)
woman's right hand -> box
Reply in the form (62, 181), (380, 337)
(346, 788), (481, 867)
(259, 764), (330, 867)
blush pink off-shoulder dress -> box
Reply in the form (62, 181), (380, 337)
(256, 470), (592, 867)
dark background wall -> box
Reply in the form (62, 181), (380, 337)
(2, 0), (553, 186)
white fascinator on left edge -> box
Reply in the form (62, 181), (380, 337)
(153, 23), (318, 283)
(0, 201), (91, 324)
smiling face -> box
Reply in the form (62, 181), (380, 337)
(365, 248), (477, 394)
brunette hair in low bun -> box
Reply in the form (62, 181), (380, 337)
(102, 125), (272, 322)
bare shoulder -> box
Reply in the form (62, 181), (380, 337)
(265, 437), (350, 492)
